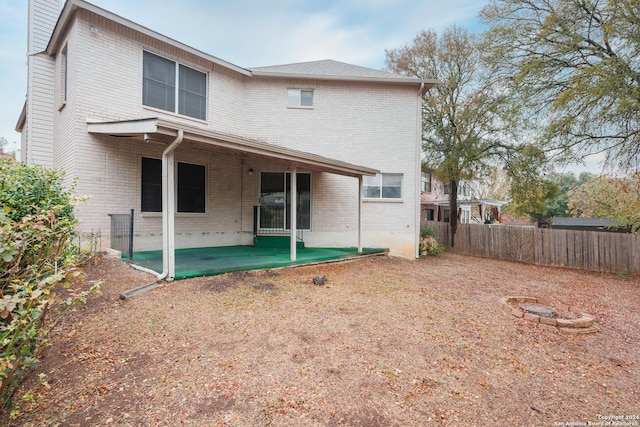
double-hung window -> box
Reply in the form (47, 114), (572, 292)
(141, 157), (206, 213)
(461, 209), (470, 224)
(287, 89), (313, 107)
(143, 51), (207, 120)
(362, 173), (402, 199)
(421, 172), (431, 193)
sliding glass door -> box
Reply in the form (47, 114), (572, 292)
(259, 172), (311, 230)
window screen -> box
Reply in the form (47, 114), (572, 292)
(143, 51), (206, 120)
(177, 162), (206, 213)
(287, 88), (314, 107)
(178, 64), (207, 120)
(143, 51), (176, 113)
(141, 157), (162, 212)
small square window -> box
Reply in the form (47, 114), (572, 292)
(287, 89), (313, 107)
(424, 209), (434, 221)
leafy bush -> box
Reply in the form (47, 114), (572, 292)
(419, 227), (445, 256)
(421, 227), (435, 238)
(0, 159), (95, 409)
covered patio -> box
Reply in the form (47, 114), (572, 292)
(90, 117), (382, 281)
(126, 239), (387, 280)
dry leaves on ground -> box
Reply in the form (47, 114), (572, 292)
(2, 253), (639, 426)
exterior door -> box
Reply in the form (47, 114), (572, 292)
(259, 172), (310, 230)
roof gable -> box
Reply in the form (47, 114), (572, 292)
(47, 1), (436, 90)
(251, 59), (412, 80)
(250, 59), (436, 90)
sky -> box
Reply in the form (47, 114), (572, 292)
(0, 0), (602, 173)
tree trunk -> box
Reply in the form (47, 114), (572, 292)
(449, 179), (458, 248)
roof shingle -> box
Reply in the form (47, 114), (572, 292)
(250, 59), (423, 82)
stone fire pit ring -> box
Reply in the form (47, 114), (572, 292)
(500, 296), (600, 334)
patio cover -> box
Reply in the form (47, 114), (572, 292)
(88, 117), (379, 280)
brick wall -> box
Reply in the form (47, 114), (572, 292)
(29, 6), (422, 258)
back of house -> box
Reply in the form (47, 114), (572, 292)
(17, 0), (435, 270)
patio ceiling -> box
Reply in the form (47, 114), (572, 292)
(87, 117), (379, 178)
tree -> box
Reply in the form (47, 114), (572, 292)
(568, 172), (640, 233)
(386, 26), (520, 247)
(502, 145), (559, 218)
(470, 165), (511, 202)
(544, 172), (594, 218)
(481, 0), (640, 170)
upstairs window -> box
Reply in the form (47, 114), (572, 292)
(421, 172), (431, 193)
(287, 88), (313, 107)
(363, 173), (402, 199)
(458, 182), (471, 197)
(143, 51), (207, 120)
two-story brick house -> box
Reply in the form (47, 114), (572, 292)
(17, 0), (436, 279)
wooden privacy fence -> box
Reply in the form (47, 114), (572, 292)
(425, 221), (640, 276)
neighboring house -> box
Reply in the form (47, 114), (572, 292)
(500, 214), (549, 228)
(16, 0), (436, 279)
(420, 171), (506, 228)
(0, 150), (15, 161)
(551, 217), (626, 233)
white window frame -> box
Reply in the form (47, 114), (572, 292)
(143, 50), (207, 121)
(362, 173), (403, 200)
(287, 88), (314, 108)
(460, 209), (470, 224)
(421, 172), (431, 193)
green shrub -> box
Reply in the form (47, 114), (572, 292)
(419, 232), (444, 256)
(420, 227), (435, 238)
(0, 159), (96, 409)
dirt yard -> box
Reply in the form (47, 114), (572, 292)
(3, 253), (639, 426)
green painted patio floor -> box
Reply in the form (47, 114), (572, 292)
(127, 245), (387, 280)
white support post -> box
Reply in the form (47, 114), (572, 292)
(358, 176), (363, 253)
(290, 167), (297, 262)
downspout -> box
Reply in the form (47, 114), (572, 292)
(159, 129), (184, 281)
(119, 129), (183, 299)
(290, 166), (297, 262)
(415, 82), (425, 258)
(358, 176), (363, 253)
